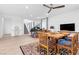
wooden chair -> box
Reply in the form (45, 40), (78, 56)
(57, 33), (78, 55)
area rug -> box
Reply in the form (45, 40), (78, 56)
(20, 42), (40, 55)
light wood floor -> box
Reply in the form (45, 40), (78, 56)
(0, 34), (38, 55)
(0, 34), (79, 55)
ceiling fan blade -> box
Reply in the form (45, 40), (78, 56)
(48, 8), (52, 13)
(43, 4), (50, 8)
(53, 5), (65, 9)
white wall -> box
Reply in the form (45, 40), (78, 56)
(48, 9), (79, 32)
(5, 16), (24, 36)
(4, 17), (12, 34)
(0, 16), (24, 37)
(0, 17), (5, 38)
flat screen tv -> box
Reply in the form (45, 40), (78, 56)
(60, 23), (75, 31)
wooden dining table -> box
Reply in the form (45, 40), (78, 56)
(44, 32), (69, 39)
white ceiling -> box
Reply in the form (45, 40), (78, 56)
(0, 4), (79, 20)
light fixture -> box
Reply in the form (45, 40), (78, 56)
(25, 6), (29, 9)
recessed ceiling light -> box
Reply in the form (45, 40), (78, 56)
(30, 15), (33, 17)
(25, 6), (29, 9)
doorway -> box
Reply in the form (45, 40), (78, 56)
(24, 24), (29, 34)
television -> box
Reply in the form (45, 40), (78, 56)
(60, 23), (75, 31)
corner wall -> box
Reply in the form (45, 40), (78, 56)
(4, 16), (24, 36)
(0, 16), (24, 38)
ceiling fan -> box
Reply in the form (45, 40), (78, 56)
(43, 4), (65, 13)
